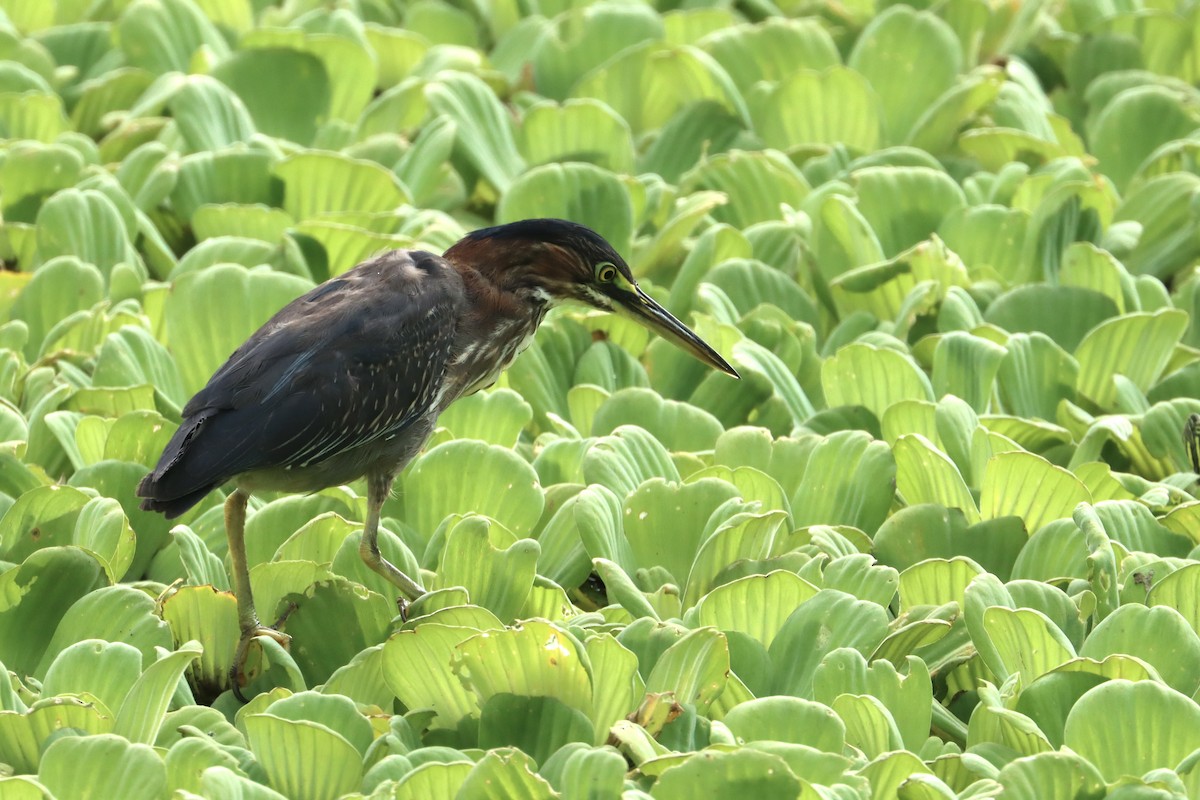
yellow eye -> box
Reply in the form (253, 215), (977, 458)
(596, 262), (618, 283)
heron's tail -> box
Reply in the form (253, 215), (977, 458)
(136, 476), (218, 519)
(136, 413), (224, 519)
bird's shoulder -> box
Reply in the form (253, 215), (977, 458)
(182, 249), (464, 416)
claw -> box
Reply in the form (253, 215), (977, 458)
(230, 624), (292, 703)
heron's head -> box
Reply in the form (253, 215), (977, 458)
(446, 218), (739, 378)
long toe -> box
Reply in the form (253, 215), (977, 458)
(231, 625), (293, 702)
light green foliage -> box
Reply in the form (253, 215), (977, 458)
(4, 1), (1200, 797)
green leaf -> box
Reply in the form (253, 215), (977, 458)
(518, 98), (634, 174)
(639, 101), (745, 184)
(497, 162), (634, 257)
(694, 571), (819, 649)
(244, 713), (363, 800)
(0, 141), (84, 222)
(1074, 309), (1188, 409)
(278, 579), (391, 688)
(478, 694), (594, 765)
(382, 624), (480, 729)
(898, 557), (983, 612)
(1089, 85), (1200, 191)
(701, 18), (839, 92)
(573, 42), (747, 136)
(0, 695), (114, 774)
(980, 451), (1090, 533)
(426, 72), (525, 193)
(769, 590), (889, 698)
(540, 744), (626, 800)
(1148, 563), (1200, 637)
(529, 3), (662, 100)
(159, 585), (239, 696)
(35, 189), (138, 280)
(34, 585), (173, 679)
(893, 436), (979, 523)
(9, 256), (105, 360)
(981, 606), (1075, 683)
(853, 167), (966, 256)
(995, 751), (1106, 800)
(643, 627), (729, 712)
(1064, 680), (1200, 783)
(456, 748), (557, 799)
(592, 388), (723, 453)
(401, 440), (544, 543)
(0, 547), (104, 677)
(115, 641), (203, 744)
(822, 343), (934, 420)
(40, 639), (142, 716)
(115, 0), (230, 74)
(748, 67), (882, 152)
(165, 264), (312, 396)
(996, 333), (1079, 421)
(833, 693), (903, 759)
(622, 478), (740, 589)
(382, 761), (472, 800)
(908, 66), (1005, 153)
(168, 76), (258, 153)
(172, 149), (278, 225)
(454, 620), (592, 714)
(266, 691), (374, 757)
(877, 506), (1025, 581)
(984, 286), (1117, 353)
(790, 430), (896, 536)
(211, 49), (329, 146)
(274, 151), (410, 222)
(847, 6), (962, 144)
(239, 26), (375, 124)
(1116, 173), (1200, 279)
(582, 426), (680, 503)
(38, 734), (166, 800)
(650, 748), (801, 799)
(932, 332), (1006, 412)
(723, 695), (843, 750)
(681, 150), (809, 228)
(1079, 604), (1200, 696)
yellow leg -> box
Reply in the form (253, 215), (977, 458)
(358, 472), (425, 601)
(226, 489), (289, 701)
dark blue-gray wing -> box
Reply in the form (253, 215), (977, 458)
(138, 250), (462, 517)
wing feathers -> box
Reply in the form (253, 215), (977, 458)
(138, 251), (463, 515)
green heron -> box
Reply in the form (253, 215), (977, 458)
(137, 218), (737, 696)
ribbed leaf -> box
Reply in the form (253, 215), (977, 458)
(115, 641), (202, 744)
(643, 627), (729, 711)
(400, 440), (544, 540)
(38, 735), (165, 800)
(243, 714), (363, 800)
(822, 344), (934, 420)
(381, 624), (480, 729)
(454, 620), (592, 715)
(1064, 681), (1200, 782)
(893, 435), (979, 522)
(980, 451), (1090, 532)
(1075, 309), (1188, 409)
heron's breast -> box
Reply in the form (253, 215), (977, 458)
(451, 314), (544, 399)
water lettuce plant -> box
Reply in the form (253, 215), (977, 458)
(2, 0), (1200, 798)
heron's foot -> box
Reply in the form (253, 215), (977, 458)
(230, 621), (292, 703)
(359, 542), (426, 601)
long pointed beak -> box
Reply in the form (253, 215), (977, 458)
(609, 285), (739, 378)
